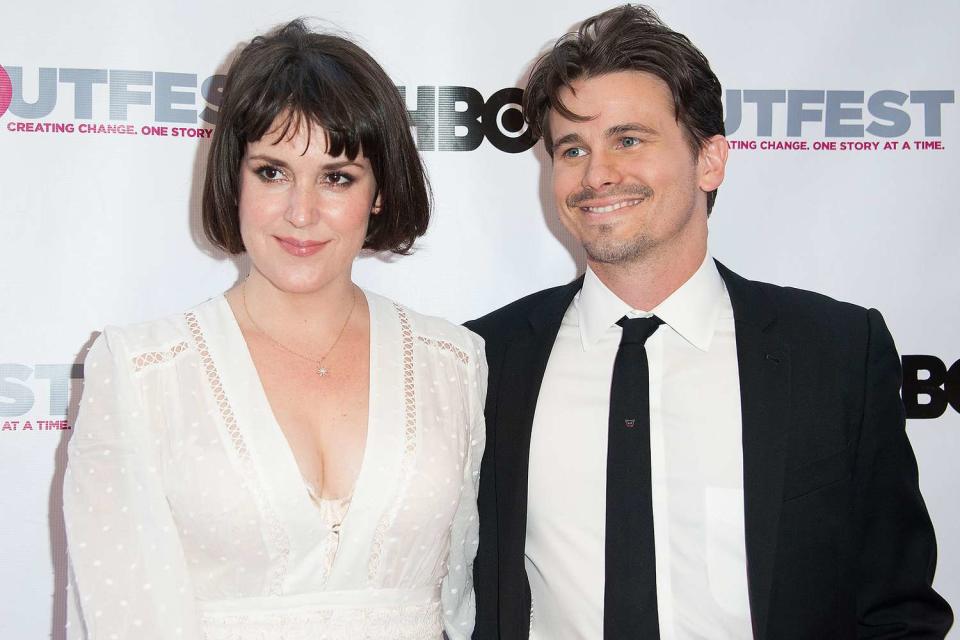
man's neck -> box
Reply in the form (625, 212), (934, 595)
(589, 243), (708, 311)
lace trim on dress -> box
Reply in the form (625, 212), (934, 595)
(367, 304), (419, 582)
(416, 335), (470, 364)
(200, 599), (442, 640)
(131, 341), (190, 371)
(185, 311), (291, 596)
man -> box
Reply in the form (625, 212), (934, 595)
(466, 5), (952, 639)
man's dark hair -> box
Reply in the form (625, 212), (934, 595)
(203, 19), (430, 254)
(523, 4), (725, 213)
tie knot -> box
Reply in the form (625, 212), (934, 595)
(617, 315), (664, 346)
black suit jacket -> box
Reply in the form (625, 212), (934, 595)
(465, 262), (952, 639)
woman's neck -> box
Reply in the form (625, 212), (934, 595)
(229, 269), (361, 351)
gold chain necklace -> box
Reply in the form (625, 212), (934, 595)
(242, 283), (358, 377)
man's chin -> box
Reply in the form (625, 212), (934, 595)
(583, 236), (651, 265)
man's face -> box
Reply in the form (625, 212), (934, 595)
(549, 71), (725, 268)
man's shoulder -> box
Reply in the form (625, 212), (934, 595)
(723, 265), (876, 346)
(465, 280), (580, 341)
(759, 279), (865, 316)
(722, 262), (866, 315)
(765, 281), (867, 322)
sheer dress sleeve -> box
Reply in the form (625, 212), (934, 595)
(63, 328), (203, 639)
(441, 330), (488, 640)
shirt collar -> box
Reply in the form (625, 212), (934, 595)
(575, 253), (726, 352)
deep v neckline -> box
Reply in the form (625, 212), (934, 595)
(220, 290), (376, 531)
(199, 292), (408, 590)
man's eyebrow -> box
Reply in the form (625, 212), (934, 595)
(553, 132), (585, 148)
(606, 122), (659, 138)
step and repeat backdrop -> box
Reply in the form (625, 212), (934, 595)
(1, 0), (957, 637)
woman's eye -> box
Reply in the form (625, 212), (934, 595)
(326, 172), (353, 186)
(255, 166), (285, 182)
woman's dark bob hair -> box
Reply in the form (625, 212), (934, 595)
(202, 19), (430, 255)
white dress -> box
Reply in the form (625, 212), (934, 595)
(62, 291), (486, 640)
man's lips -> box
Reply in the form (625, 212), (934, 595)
(578, 198), (644, 214)
(275, 236), (329, 257)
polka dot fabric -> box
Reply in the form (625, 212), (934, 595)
(63, 292), (486, 640)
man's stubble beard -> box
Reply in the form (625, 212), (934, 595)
(582, 225), (655, 265)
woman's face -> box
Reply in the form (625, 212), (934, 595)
(238, 115), (379, 295)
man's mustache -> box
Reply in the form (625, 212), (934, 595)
(567, 185), (654, 207)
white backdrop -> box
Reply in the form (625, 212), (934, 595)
(1, 1), (957, 637)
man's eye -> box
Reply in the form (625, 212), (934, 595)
(621, 137), (641, 148)
(561, 147), (586, 159)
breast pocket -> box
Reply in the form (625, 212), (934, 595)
(782, 443), (853, 502)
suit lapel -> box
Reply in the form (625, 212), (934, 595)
(717, 262), (790, 640)
(495, 278), (582, 638)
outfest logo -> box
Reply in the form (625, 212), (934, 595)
(0, 64), (221, 138)
(723, 88), (954, 152)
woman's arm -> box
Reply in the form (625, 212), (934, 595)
(441, 330), (488, 640)
(63, 328), (204, 639)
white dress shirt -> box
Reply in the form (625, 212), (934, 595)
(525, 255), (754, 639)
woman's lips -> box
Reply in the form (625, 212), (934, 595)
(275, 236), (328, 257)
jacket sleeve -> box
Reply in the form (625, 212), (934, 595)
(854, 309), (953, 638)
(63, 328), (204, 639)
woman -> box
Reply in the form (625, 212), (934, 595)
(63, 20), (485, 640)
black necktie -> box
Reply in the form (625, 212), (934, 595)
(605, 315), (664, 639)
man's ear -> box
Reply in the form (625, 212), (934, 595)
(697, 134), (729, 193)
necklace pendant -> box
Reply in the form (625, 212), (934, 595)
(316, 364), (329, 377)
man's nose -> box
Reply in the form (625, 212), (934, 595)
(581, 149), (623, 190)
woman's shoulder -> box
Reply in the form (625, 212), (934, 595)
(93, 295), (230, 361)
(367, 290), (485, 364)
